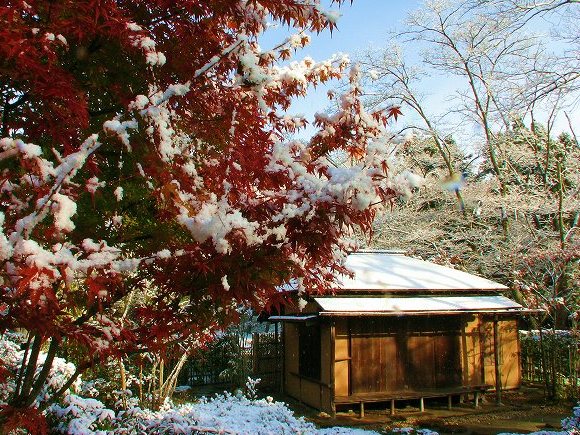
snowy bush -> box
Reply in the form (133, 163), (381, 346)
(47, 387), (382, 434)
(1, 334), (380, 434)
(0, 333), (81, 407)
(391, 429), (439, 435)
(47, 395), (116, 435)
(0, 333), (22, 405)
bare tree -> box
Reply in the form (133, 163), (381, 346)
(401, 0), (553, 195)
(474, 0), (579, 22)
(357, 45), (469, 211)
(360, 0), (580, 327)
(473, 0), (580, 103)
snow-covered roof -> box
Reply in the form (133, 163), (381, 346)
(337, 251), (507, 291)
(267, 315), (317, 322)
(313, 295), (523, 316)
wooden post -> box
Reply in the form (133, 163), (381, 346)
(419, 397), (424, 412)
(280, 322), (285, 395)
(330, 321), (336, 417)
(347, 318), (353, 397)
(360, 401), (365, 418)
(493, 315), (502, 405)
(475, 391), (480, 408)
(448, 395), (452, 410)
(390, 399), (395, 415)
(253, 333), (259, 376)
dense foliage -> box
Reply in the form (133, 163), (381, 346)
(0, 0), (404, 427)
(520, 330), (580, 399)
(0, 333), (381, 434)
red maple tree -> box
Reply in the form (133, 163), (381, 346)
(0, 0), (400, 422)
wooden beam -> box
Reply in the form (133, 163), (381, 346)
(280, 321), (286, 395)
(276, 322), (283, 394)
(493, 315), (502, 405)
(347, 318), (352, 397)
(330, 321), (336, 417)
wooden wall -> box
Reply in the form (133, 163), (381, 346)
(334, 319), (350, 397)
(333, 314), (521, 399)
(481, 317), (521, 389)
(335, 316), (462, 395)
(283, 313), (521, 411)
(283, 321), (333, 412)
(460, 315), (484, 385)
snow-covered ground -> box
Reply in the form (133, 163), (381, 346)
(48, 390), (386, 434)
(2, 333), (578, 434)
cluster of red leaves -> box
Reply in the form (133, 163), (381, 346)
(0, 405), (48, 435)
(0, 0), (397, 420)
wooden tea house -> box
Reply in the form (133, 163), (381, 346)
(268, 250), (530, 415)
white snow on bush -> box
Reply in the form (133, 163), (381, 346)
(0, 333), (81, 407)
(1, 334), (378, 434)
(3, 333), (579, 435)
(47, 390), (382, 435)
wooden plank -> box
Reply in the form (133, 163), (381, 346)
(434, 332), (461, 388)
(407, 334), (435, 389)
(367, 333), (382, 392)
(382, 332), (401, 391)
(330, 321), (336, 416)
(500, 318), (521, 389)
(460, 315), (484, 386)
(351, 319), (383, 393)
(493, 315), (502, 405)
(335, 318), (350, 397)
(334, 384), (491, 404)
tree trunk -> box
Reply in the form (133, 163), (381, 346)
(119, 357), (128, 409)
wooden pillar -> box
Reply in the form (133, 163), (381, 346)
(280, 322), (285, 394)
(299, 376), (302, 404)
(419, 397), (425, 412)
(493, 315), (502, 405)
(390, 399), (396, 415)
(360, 402), (365, 418)
(347, 318), (353, 397)
(448, 395), (453, 410)
(330, 321), (336, 416)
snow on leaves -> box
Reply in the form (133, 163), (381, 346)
(0, 0), (408, 422)
(0, 334), (381, 435)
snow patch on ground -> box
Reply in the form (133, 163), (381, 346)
(48, 391), (383, 435)
(3, 333), (579, 435)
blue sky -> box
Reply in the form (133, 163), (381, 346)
(260, 0), (578, 143)
(281, 1), (417, 60)
(260, 0), (463, 140)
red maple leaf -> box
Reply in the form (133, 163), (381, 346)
(387, 106), (403, 121)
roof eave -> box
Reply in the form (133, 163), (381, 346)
(332, 286), (507, 292)
(317, 308), (541, 317)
